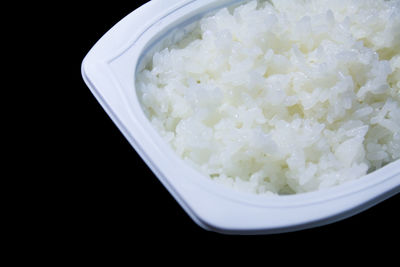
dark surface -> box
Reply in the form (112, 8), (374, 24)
(68, 0), (399, 247)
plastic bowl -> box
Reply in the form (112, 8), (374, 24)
(81, 0), (400, 234)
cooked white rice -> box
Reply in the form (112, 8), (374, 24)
(136, 0), (400, 194)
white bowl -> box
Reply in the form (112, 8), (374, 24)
(81, 0), (400, 234)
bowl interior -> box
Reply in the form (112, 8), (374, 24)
(103, 0), (400, 208)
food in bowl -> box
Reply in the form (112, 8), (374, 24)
(136, 0), (400, 195)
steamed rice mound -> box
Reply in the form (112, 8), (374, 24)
(137, 0), (400, 194)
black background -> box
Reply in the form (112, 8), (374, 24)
(66, 0), (399, 250)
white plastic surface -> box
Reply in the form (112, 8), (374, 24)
(81, 0), (400, 234)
